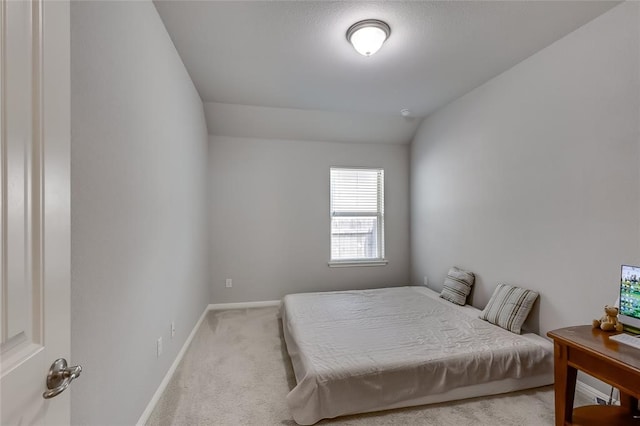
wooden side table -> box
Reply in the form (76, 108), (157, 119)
(547, 326), (640, 426)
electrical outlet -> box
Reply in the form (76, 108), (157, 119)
(225, 278), (232, 288)
(423, 276), (428, 287)
(171, 321), (175, 338)
(157, 337), (163, 357)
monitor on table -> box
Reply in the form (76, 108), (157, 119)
(620, 264), (640, 334)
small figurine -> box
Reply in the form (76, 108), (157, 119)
(593, 305), (624, 332)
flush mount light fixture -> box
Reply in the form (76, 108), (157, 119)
(346, 19), (391, 57)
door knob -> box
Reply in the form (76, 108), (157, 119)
(42, 358), (82, 399)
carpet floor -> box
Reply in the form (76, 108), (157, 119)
(147, 307), (589, 425)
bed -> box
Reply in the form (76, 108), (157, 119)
(281, 286), (554, 425)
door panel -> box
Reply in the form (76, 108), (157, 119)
(2, 0), (41, 355)
(1, 0), (71, 424)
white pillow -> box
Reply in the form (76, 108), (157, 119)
(439, 267), (475, 305)
(479, 284), (539, 334)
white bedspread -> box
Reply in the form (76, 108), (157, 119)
(281, 286), (553, 425)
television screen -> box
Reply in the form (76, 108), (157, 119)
(620, 265), (640, 331)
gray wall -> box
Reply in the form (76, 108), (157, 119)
(209, 136), (410, 302)
(411, 2), (640, 336)
(70, 1), (209, 424)
(203, 102), (420, 145)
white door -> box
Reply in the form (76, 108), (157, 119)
(0, 0), (72, 424)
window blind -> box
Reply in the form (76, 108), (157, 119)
(330, 168), (384, 262)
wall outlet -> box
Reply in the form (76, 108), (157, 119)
(171, 321), (175, 338)
(225, 278), (232, 288)
(423, 276), (428, 287)
(157, 337), (163, 357)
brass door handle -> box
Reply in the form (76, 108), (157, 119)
(43, 358), (82, 399)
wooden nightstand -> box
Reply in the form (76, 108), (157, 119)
(547, 326), (640, 426)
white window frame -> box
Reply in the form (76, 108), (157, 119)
(328, 167), (387, 267)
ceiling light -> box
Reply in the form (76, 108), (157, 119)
(346, 19), (391, 57)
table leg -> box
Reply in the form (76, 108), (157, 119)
(619, 392), (639, 414)
(554, 342), (577, 426)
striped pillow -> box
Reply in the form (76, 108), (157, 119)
(479, 284), (539, 334)
(439, 267), (475, 305)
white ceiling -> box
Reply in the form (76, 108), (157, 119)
(155, 1), (618, 142)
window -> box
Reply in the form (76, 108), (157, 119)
(329, 167), (386, 266)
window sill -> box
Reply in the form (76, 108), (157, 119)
(328, 259), (388, 268)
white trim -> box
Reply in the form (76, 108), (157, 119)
(136, 306), (209, 426)
(329, 259), (388, 268)
(576, 380), (618, 405)
(207, 300), (281, 311)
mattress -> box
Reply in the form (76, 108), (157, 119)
(281, 286), (553, 425)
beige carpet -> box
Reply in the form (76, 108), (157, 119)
(147, 307), (589, 426)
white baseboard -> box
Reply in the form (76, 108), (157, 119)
(207, 300), (281, 310)
(136, 306), (209, 426)
(576, 380), (617, 404)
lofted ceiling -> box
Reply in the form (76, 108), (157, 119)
(155, 1), (618, 143)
